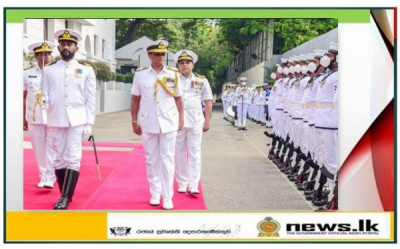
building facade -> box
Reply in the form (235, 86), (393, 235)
(23, 19), (117, 71)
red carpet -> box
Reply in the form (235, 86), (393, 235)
(24, 138), (206, 210)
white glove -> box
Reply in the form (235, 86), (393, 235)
(82, 124), (93, 140)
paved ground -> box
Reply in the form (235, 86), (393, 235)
(89, 103), (313, 211)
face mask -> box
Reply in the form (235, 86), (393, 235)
(283, 67), (290, 75)
(320, 55), (331, 68)
(308, 62), (317, 73)
(336, 54), (339, 63)
(277, 67), (283, 74)
(294, 64), (301, 74)
(270, 72), (276, 80)
(241, 82), (246, 86)
(301, 65), (308, 74)
(289, 66), (295, 74)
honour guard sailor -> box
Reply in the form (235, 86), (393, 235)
(173, 49), (213, 195)
(235, 77), (252, 130)
(24, 41), (56, 189)
(43, 29), (96, 209)
(131, 40), (184, 210)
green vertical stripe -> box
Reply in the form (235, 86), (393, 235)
(5, 8), (370, 23)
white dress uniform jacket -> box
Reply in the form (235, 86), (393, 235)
(43, 60), (96, 127)
(131, 66), (182, 133)
(180, 73), (213, 128)
(24, 65), (48, 124)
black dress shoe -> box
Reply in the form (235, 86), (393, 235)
(242, 127), (247, 130)
(238, 127), (242, 130)
(305, 194), (314, 201)
(313, 198), (328, 207)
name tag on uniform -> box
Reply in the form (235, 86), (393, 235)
(75, 69), (83, 78)
(28, 75), (37, 78)
(191, 81), (204, 89)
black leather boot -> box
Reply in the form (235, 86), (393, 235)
(55, 168), (67, 194)
(54, 169), (80, 210)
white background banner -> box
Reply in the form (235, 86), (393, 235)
(108, 212), (392, 241)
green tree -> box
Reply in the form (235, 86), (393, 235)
(273, 19), (338, 53)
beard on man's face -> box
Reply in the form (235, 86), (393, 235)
(60, 49), (75, 60)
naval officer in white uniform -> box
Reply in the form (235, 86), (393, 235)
(131, 40), (184, 210)
(173, 50), (213, 195)
(43, 29), (96, 209)
(23, 41), (56, 189)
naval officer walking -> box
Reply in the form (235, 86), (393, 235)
(131, 40), (184, 210)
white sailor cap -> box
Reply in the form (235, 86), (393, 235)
(313, 49), (328, 58)
(280, 58), (288, 63)
(54, 29), (82, 43)
(143, 40), (169, 53)
(288, 57), (294, 63)
(28, 41), (55, 53)
(293, 56), (300, 63)
(328, 42), (338, 53)
(299, 54), (308, 62)
(174, 49), (198, 63)
(240, 77), (247, 82)
(307, 53), (315, 61)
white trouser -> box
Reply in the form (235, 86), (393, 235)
(175, 127), (203, 190)
(222, 102), (228, 118)
(261, 105), (266, 122)
(48, 125), (85, 172)
(237, 103), (249, 128)
(283, 112), (291, 139)
(308, 125), (316, 158)
(28, 123), (55, 181)
(301, 122), (310, 155)
(142, 131), (177, 200)
(318, 129), (338, 175)
(334, 130), (339, 169)
(314, 128), (323, 164)
(275, 110), (284, 137)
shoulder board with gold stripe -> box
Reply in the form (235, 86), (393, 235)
(24, 65), (35, 70)
(78, 61), (92, 67)
(195, 74), (205, 79)
(136, 66), (149, 72)
(166, 66), (178, 72)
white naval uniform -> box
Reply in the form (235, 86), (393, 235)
(269, 80), (278, 131)
(24, 65), (55, 182)
(305, 73), (326, 161)
(289, 75), (309, 148)
(221, 91), (228, 118)
(332, 84), (339, 169)
(235, 86), (252, 128)
(256, 90), (266, 122)
(43, 59), (96, 171)
(315, 69), (339, 174)
(274, 78), (286, 137)
(131, 65), (182, 200)
(283, 76), (296, 140)
(175, 73), (212, 191)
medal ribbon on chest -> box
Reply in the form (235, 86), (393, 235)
(154, 71), (179, 102)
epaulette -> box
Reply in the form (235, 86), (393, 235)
(166, 66), (178, 72)
(46, 61), (58, 67)
(78, 61), (92, 67)
(24, 65), (34, 70)
(136, 66), (149, 72)
(195, 74), (205, 79)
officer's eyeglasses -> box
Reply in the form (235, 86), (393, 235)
(151, 53), (166, 57)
